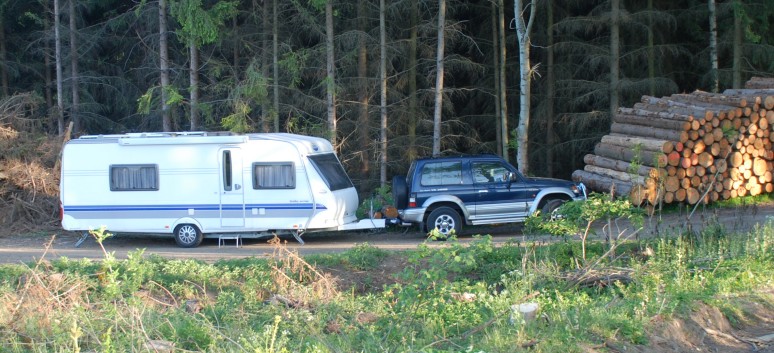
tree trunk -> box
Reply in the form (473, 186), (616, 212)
(189, 39), (199, 131)
(407, 0), (418, 160)
(159, 0), (172, 132)
(357, 0), (370, 178)
(261, 0), (271, 132)
(647, 0), (655, 96)
(54, 0), (65, 135)
(514, 0), (536, 174)
(43, 0), (54, 133)
(379, 0), (387, 186)
(272, 0), (279, 132)
(732, 0), (742, 89)
(491, 3), (501, 156)
(432, 0), (446, 156)
(609, 0), (620, 118)
(546, 0), (555, 176)
(497, 0), (508, 162)
(325, 0), (337, 146)
(69, 0), (80, 134)
(0, 16), (8, 97)
(708, 0), (719, 92)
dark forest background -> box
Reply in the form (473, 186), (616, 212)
(1, 0), (773, 195)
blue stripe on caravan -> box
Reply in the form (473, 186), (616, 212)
(63, 203), (328, 212)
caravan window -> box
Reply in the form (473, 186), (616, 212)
(308, 153), (354, 191)
(110, 164), (159, 191)
(252, 163), (295, 189)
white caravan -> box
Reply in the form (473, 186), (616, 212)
(60, 132), (384, 247)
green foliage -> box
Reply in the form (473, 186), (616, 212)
(137, 85), (185, 115)
(170, 0), (238, 47)
(356, 184), (393, 219)
(1, 219), (772, 352)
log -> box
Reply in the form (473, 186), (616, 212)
(686, 187), (701, 204)
(613, 113), (692, 131)
(618, 107), (694, 122)
(668, 93), (746, 114)
(583, 154), (663, 178)
(601, 135), (674, 153)
(610, 123), (689, 143)
(584, 165), (646, 184)
(640, 96), (715, 120)
(688, 90), (752, 108)
(744, 77), (774, 89)
(572, 170), (636, 199)
(594, 142), (668, 167)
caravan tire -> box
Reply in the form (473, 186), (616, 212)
(392, 175), (409, 209)
(174, 224), (203, 248)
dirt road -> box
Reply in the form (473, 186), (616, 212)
(0, 202), (771, 265)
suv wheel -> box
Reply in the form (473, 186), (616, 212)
(426, 206), (461, 238)
(392, 175), (409, 209)
(541, 199), (565, 219)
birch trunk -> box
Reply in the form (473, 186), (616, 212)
(432, 0), (446, 157)
(497, 0), (508, 162)
(514, 0), (535, 174)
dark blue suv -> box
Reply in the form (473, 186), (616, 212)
(392, 155), (586, 236)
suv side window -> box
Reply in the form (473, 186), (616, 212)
(472, 161), (510, 184)
(420, 161), (463, 186)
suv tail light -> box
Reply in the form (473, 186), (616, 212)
(408, 193), (417, 208)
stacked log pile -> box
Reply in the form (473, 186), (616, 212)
(572, 77), (774, 206)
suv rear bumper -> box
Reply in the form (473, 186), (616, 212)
(398, 207), (426, 224)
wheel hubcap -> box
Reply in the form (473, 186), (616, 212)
(179, 226), (196, 243)
(435, 216), (454, 234)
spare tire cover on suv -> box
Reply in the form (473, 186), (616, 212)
(392, 175), (409, 209)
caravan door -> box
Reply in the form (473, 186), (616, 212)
(219, 148), (245, 227)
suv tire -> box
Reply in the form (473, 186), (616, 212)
(541, 199), (565, 219)
(392, 175), (409, 209)
(426, 206), (461, 238)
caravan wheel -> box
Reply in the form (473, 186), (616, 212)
(174, 224), (203, 248)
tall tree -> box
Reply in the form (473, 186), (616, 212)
(159, 0), (172, 131)
(170, 0), (237, 131)
(514, 0), (536, 173)
(54, 0), (64, 135)
(68, 0), (80, 133)
(609, 0), (620, 119)
(497, 0), (508, 162)
(379, 0), (387, 185)
(709, 0), (719, 92)
(432, 0), (446, 157)
(356, 0), (370, 178)
(731, 0), (742, 88)
(407, 0), (419, 160)
(325, 0), (337, 146)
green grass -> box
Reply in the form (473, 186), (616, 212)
(0, 220), (772, 352)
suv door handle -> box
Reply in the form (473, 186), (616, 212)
(478, 190), (488, 193)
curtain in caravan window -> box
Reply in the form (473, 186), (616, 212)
(110, 164), (159, 191)
(253, 163), (295, 189)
